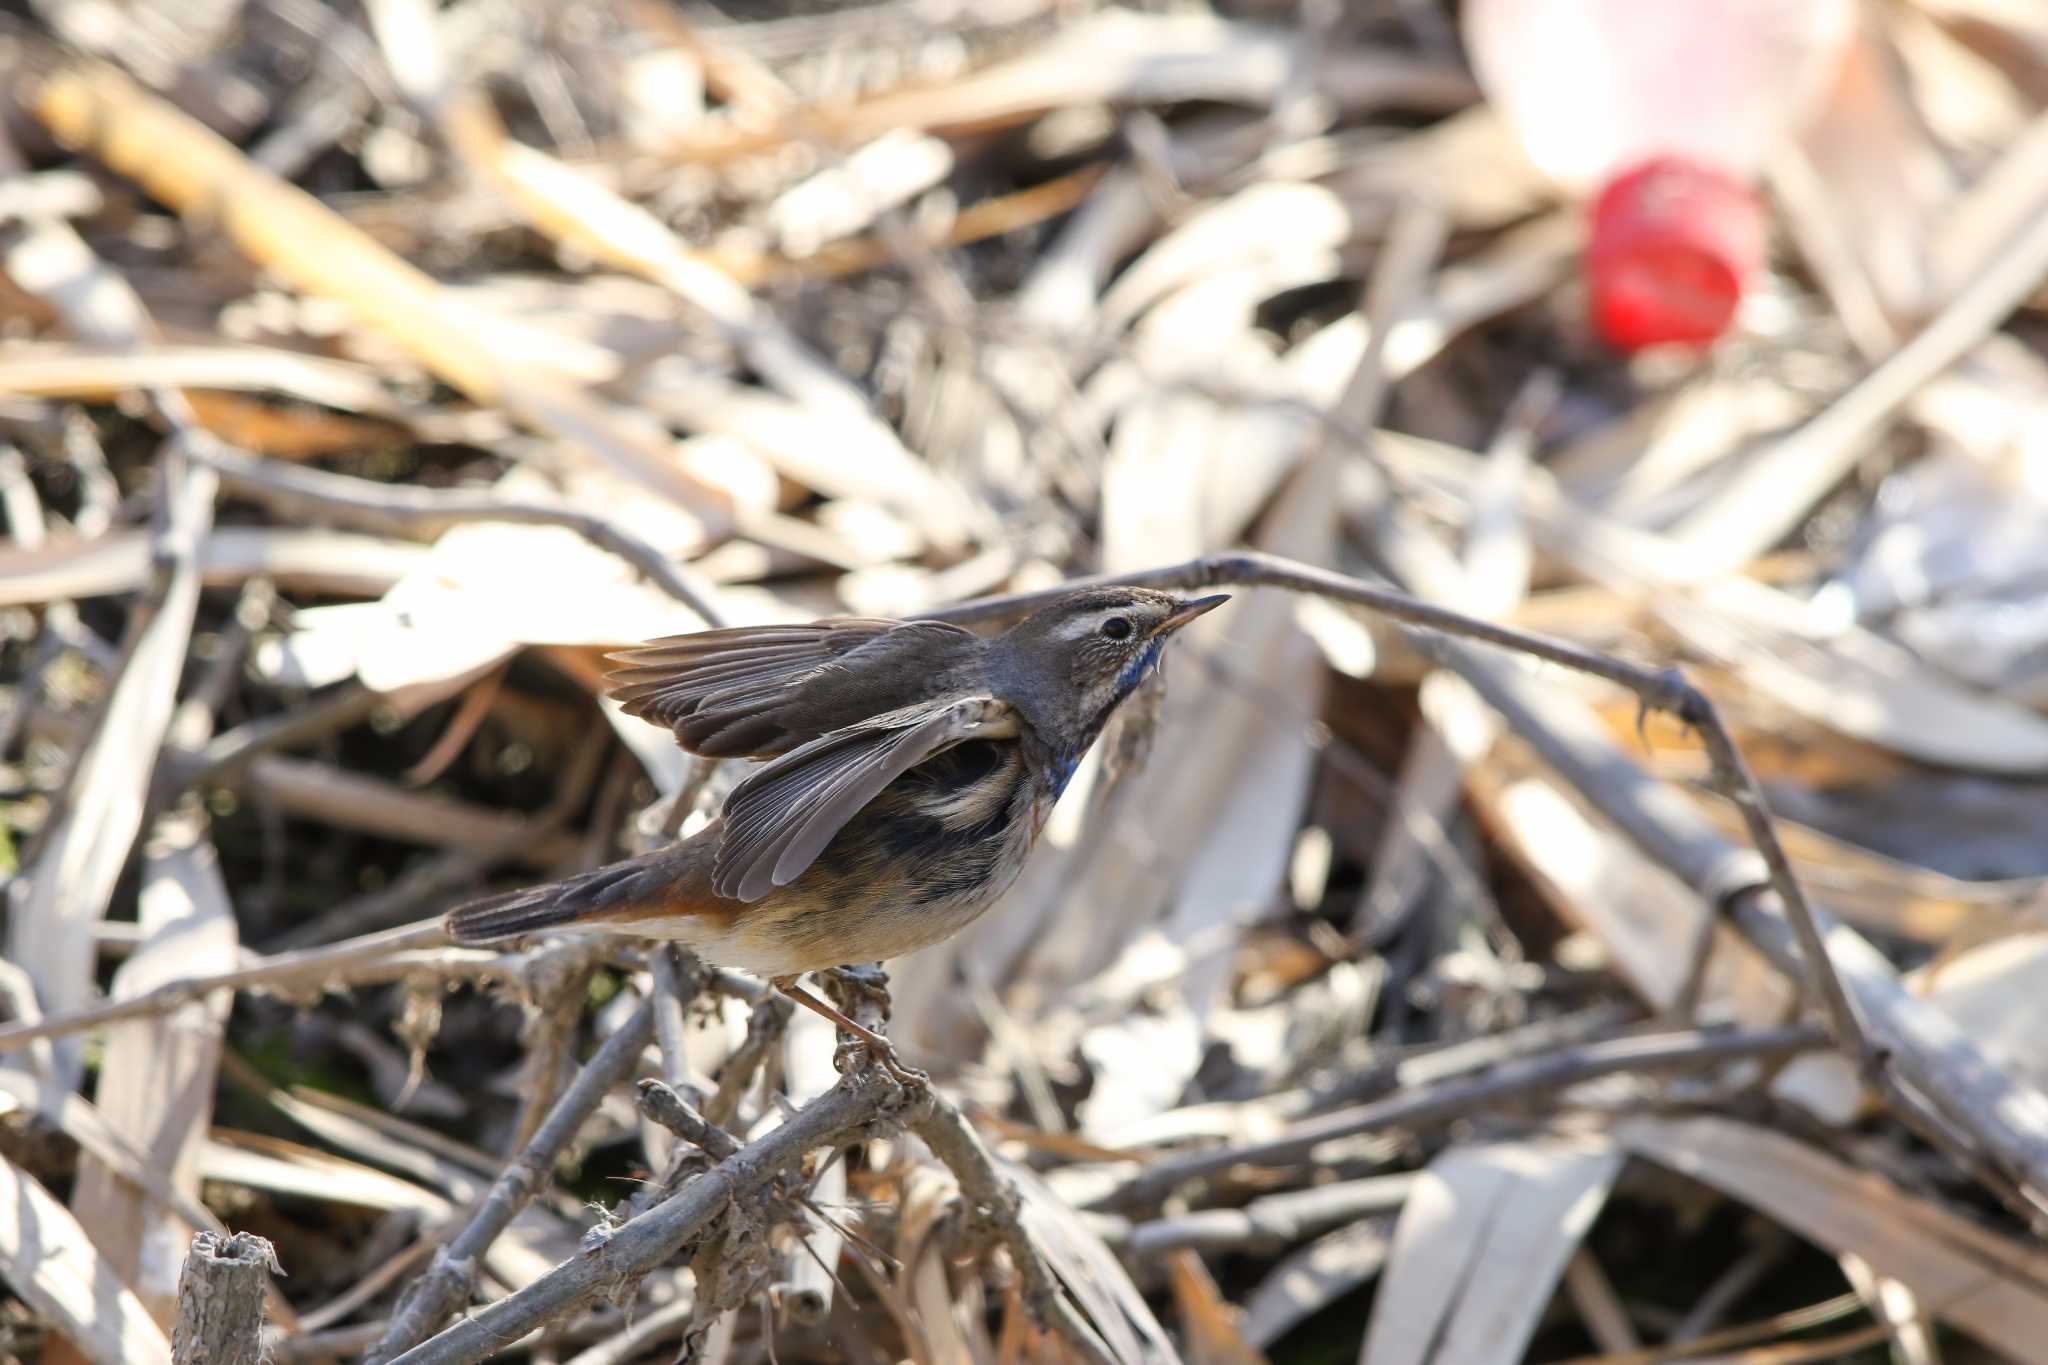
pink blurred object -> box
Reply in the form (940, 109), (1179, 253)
(1463, 0), (1855, 351)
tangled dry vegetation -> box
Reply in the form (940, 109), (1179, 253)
(7, 1), (2048, 1363)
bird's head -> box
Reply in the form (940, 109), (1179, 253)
(988, 587), (1228, 755)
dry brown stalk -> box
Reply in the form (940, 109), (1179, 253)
(31, 64), (729, 516)
(190, 445), (723, 625)
(1107, 1024), (1823, 1208)
(708, 165), (1111, 287)
(171, 1232), (278, 1365)
(0, 923), (463, 1054)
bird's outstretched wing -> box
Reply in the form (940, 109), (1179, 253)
(714, 696), (1020, 901)
(605, 617), (978, 758)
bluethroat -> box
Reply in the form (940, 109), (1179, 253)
(444, 587), (1228, 1080)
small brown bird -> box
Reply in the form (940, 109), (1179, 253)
(443, 586), (1227, 1079)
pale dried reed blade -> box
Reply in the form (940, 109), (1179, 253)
(896, 1161), (979, 1365)
(1665, 576), (2048, 772)
(197, 1132), (456, 1217)
(1407, 602), (2048, 1198)
(1663, 184), (2048, 578)
(1383, 430), (2048, 771)
(1908, 932), (2048, 1096)
(0, 1156), (173, 1365)
(1687, 801), (2041, 945)
(766, 131), (955, 258)
(65, 820), (239, 1328)
(1080, 461), (1333, 1136)
(1360, 1137), (1624, 1365)
(1240, 1220), (1394, 1350)
(0, 344), (408, 416)
(250, 1090), (571, 1291)
(1792, 27), (1955, 326)
(263, 465), (719, 705)
(1618, 1115), (2048, 1360)
(7, 444), (214, 1093)
(33, 65), (728, 517)
(1096, 183), (1352, 331)
(0, 1073), (221, 1237)
(231, 757), (582, 866)
(1478, 774), (1855, 1121)
(1548, 374), (1812, 513)
(665, 11), (1472, 154)
(0, 528), (430, 607)
(1934, 111), (2048, 300)
(1010, 1161), (1185, 1365)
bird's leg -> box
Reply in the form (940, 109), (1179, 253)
(772, 974), (927, 1088)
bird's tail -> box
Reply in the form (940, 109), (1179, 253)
(443, 847), (697, 944)
(443, 884), (586, 943)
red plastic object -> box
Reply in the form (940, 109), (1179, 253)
(1586, 157), (1765, 351)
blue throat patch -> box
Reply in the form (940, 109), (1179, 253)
(1046, 640), (1165, 800)
(1115, 639), (1164, 694)
(1046, 748), (1082, 798)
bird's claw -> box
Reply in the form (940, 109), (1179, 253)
(837, 1027), (926, 1087)
(775, 972), (926, 1087)
(824, 963), (894, 1006)
(871, 1041), (929, 1089)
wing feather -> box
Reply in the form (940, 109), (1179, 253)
(714, 697), (1019, 901)
(604, 617), (978, 758)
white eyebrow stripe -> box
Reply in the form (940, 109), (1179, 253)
(1054, 612), (1108, 641)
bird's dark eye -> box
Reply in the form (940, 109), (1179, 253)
(1100, 616), (1133, 641)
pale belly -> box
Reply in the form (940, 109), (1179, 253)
(704, 876), (1019, 975)
(623, 860), (1027, 976)
(622, 772), (1047, 978)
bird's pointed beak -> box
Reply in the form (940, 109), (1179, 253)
(1157, 593), (1230, 635)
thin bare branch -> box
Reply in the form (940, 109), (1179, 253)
(0, 923), (461, 1054)
(384, 1072), (909, 1365)
(1107, 1025), (1824, 1208)
(367, 999), (659, 1363)
(933, 550), (2048, 1214)
(193, 445), (724, 625)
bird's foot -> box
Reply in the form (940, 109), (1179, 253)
(821, 962), (893, 1010)
(772, 972), (927, 1090)
(821, 965), (926, 1085)
(862, 1034), (930, 1089)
